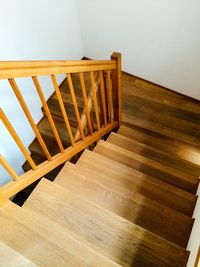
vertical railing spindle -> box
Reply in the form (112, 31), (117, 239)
(8, 78), (52, 160)
(32, 76), (64, 152)
(90, 71), (101, 131)
(79, 72), (93, 135)
(107, 70), (114, 124)
(0, 155), (19, 181)
(66, 73), (84, 140)
(0, 108), (36, 169)
(99, 70), (108, 126)
(51, 74), (75, 146)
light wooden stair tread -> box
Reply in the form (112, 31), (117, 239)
(54, 162), (193, 248)
(77, 150), (197, 216)
(109, 131), (200, 176)
(23, 178), (189, 267)
(94, 140), (199, 194)
(119, 124), (200, 165)
(0, 241), (37, 267)
(0, 201), (119, 267)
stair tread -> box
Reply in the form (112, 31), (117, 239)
(37, 116), (77, 147)
(54, 162), (193, 248)
(0, 201), (119, 267)
(119, 124), (200, 165)
(122, 109), (200, 147)
(0, 240), (36, 267)
(110, 131), (200, 176)
(29, 136), (61, 159)
(23, 178), (189, 267)
(77, 150), (196, 216)
(94, 140), (199, 194)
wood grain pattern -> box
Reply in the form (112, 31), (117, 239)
(0, 201), (119, 267)
(24, 178), (189, 267)
(122, 72), (200, 148)
(0, 60), (116, 79)
(0, 241), (36, 267)
(119, 124), (200, 165)
(55, 162), (193, 248)
(77, 150), (197, 216)
(94, 140), (199, 193)
(108, 132), (200, 177)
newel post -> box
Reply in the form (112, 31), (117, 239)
(111, 52), (122, 126)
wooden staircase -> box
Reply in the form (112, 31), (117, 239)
(1, 54), (200, 266)
(1, 123), (200, 266)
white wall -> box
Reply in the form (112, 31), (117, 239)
(0, 0), (83, 186)
(77, 0), (200, 100)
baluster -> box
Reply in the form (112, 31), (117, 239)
(0, 155), (19, 181)
(32, 76), (64, 152)
(99, 70), (108, 126)
(8, 78), (52, 160)
(0, 108), (36, 169)
(51, 74), (75, 146)
(79, 72), (93, 135)
(107, 70), (114, 124)
(90, 71), (101, 131)
(111, 52), (122, 125)
(66, 73), (84, 140)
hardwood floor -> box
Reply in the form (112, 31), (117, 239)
(122, 72), (200, 149)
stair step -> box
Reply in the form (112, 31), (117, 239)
(54, 162), (193, 248)
(45, 95), (84, 125)
(122, 109), (200, 148)
(29, 136), (61, 159)
(0, 201), (119, 267)
(28, 117), (77, 159)
(37, 116), (77, 147)
(118, 124), (200, 165)
(0, 240), (36, 267)
(23, 178), (189, 267)
(77, 150), (196, 216)
(94, 140), (199, 194)
(109, 131), (200, 177)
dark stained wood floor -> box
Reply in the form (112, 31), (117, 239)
(121, 73), (200, 164)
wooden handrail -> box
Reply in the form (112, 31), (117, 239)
(0, 52), (121, 201)
(0, 60), (116, 79)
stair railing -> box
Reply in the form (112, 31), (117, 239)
(0, 52), (121, 202)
